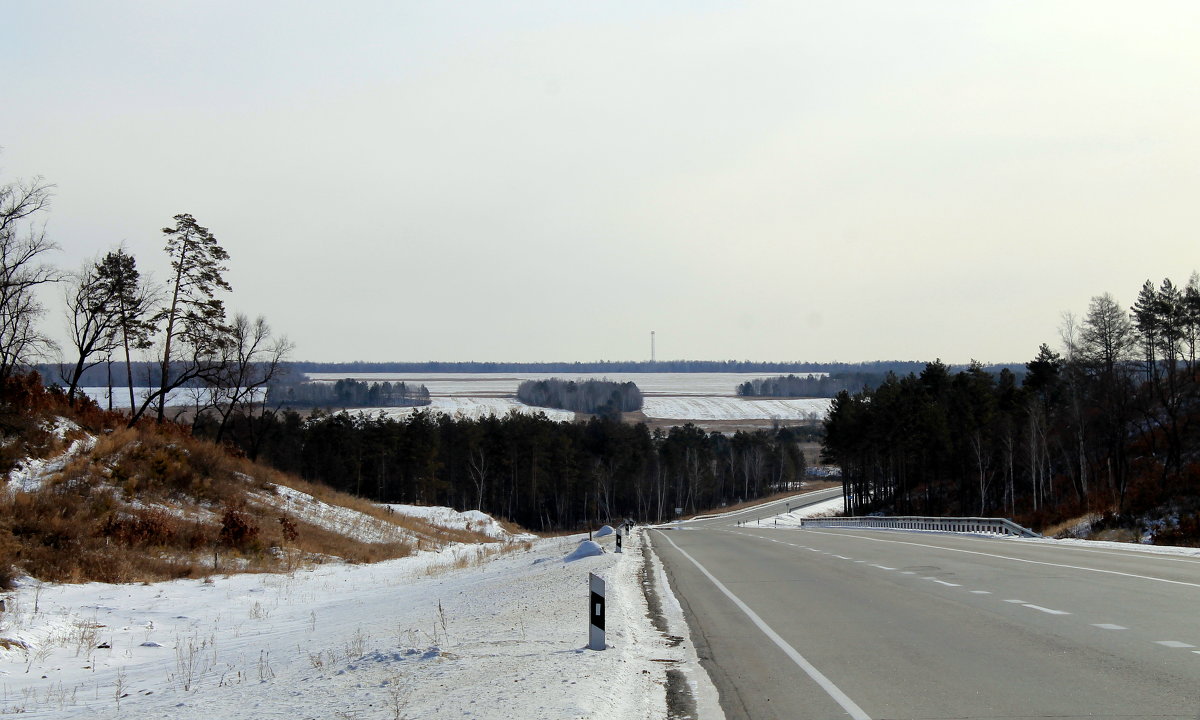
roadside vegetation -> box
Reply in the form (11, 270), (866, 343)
(0, 379), (505, 586)
(823, 277), (1200, 544)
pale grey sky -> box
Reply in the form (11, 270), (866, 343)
(4, 1), (1199, 363)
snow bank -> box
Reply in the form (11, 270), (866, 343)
(565, 540), (605, 561)
(258, 484), (412, 544)
(0, 531), (687, 720)
(383, 503), (530, 540)
(595, 524), (615, 537)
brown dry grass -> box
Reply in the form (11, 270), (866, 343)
(0, 403), (514, 585)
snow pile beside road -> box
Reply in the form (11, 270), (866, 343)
(766, 496), (845, 526)
(565, 540), (605, 561)
(0, 530), (682, 719)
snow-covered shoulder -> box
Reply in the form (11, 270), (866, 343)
(0, 526), (680, 719)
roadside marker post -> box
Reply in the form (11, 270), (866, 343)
(615, 530), (623, 553)
(588, 573), (606, 651)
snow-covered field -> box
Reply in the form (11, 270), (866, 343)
(380, 396), (576, 422)
(0, 528), (711, 719)
(80, 374), (835, 423)
(641, 397), (831, 422)
(305, 372), (824, 397)
(303, 373), (833, 423)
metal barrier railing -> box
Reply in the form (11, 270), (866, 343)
(799, 515), (1040, 538)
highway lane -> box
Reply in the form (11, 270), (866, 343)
(651, 493), (1200, 719)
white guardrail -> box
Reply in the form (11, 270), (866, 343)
(800, 515), (1041, 538)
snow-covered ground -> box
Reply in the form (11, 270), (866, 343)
(383, 504), (531, 541)
(0, 528), (712, 719)
(380, 396), (576, 422)
(641, 397), (831, 422)
(305, 372), (825, 397)
(82, 376), (836, 423)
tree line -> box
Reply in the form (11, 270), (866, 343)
(822, 276), (1200, 538)
(208, 409), (807, 530)
(737, 372), (889, 398)
(268, 379), (430, 408)
(515, 378), (643, 415)
(1, 167), (289, 440)
(284, 360), (1017, 375)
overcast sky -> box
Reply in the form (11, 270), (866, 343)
(4, 1), (1199, 363)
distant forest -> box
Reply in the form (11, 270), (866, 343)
(516, 378), (642, 415)
(281, 360), (1025, 375)
(737, 373), (889, 398)
(205, 411), (808, 529)
(823, 276), (1200, 541)
(267, 379), (430, 409)
(37, 360), (1026, 388)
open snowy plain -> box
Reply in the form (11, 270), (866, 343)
(0, 516), (715, 719)
(305, 372), (833, 425)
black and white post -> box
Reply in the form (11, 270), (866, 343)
(615, 529), (623, 554)
(588, 573), (605, 651)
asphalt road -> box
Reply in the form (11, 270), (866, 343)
(651, 490), (1200, 720)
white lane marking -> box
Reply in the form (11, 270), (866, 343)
(969, 590), (992, 595)
(803, 529), (1200, 589)
(1023, 604), (1070, 615)
(871, 565), (895, 571)
(854, 560), (868, 564)
(923, 578), (961, 587)
(1092, 624), (1127, 630)
(655, 530), (873, 720)
(832, 555), (851, 560)
(1004, 599), (1028, 604)
(900, 571), (916, 575)
(1155, 640), (1195, 648)
(923, 531), (1200, 567)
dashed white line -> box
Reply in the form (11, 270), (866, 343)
(923, 578), (961, 587)
(1023, 604), (1070, 615)
(969, 590), (991, 595)
(871, 565), (895, 570)
(1155, 640), (1195, 648)
(1092, 623), (1127, 630)
(1004, 599), (1029, 604)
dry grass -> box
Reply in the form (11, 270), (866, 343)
(0, 403), (517, 584)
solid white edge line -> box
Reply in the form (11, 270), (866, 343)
(655, 530), (873, 720)
(801, 529), (1200, 589)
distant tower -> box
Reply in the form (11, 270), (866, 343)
(651, 331), (656, 363)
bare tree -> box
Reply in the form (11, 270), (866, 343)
(59, 261), (122, 403)
(204, 314), (292, 443)
(0, 174), (59, 381)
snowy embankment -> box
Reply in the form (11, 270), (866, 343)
(0, 528), (703, 719)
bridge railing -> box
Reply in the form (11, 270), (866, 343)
(799, 515), (1040, 538)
